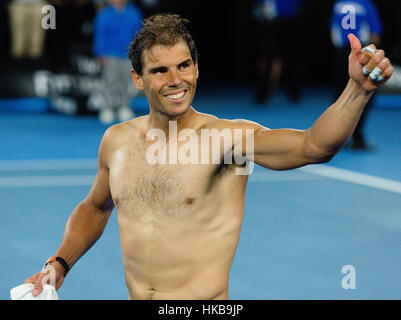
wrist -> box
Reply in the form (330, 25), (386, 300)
(45, 256), (70, 277)
(349, 78), (374, 97)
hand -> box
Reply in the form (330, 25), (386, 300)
(347, 34), (394, 92)
(24, 261), (65, 297)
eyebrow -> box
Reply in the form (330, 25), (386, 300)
(178, 59), (193, 67)
(148, 59), (193, 74)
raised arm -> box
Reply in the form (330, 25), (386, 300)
(230, 34), (393, 170)
(25, 126), (116, 296)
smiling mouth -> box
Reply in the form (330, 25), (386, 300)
(163, 90), (188, 103)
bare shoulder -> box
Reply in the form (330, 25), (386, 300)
(103, 116), (148, 142)
(99, 116), (148, 166)
(201, 115), (269, 131)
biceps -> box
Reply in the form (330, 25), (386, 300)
(252, 129), (313, 170)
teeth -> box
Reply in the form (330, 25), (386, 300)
(166, 91), (185, 100)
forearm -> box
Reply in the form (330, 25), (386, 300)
(54, 200), (112, 269)
(307, 79), (373, 155)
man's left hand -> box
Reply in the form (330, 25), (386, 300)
(348, 33), (394, 92)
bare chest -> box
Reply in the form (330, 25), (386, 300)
(108, 144), (221, 218)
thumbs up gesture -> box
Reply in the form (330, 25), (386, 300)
(347, 33), (394, 92)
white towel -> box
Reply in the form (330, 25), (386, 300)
(10, 283), (59, 300)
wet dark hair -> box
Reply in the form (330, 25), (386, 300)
(128, 14), (198, 75)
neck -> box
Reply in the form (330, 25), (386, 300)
(147, 106), (197, 136)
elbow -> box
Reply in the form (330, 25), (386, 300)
(317, 147), (341, 163)
(307, 148), (338, 164)
(304, 138), (338, 164)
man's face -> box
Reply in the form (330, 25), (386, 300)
(132, 41), (199, 117)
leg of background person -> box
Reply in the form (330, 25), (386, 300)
(116, 59), (136, 122)
(333, 46), (349, 103)
(269, 57), (282, 93)
(28, 2), (48, 59)
(9, 2), (27, 58)
(99, 57), (120, 124)
(282, 18), (301, 102)
(352, 98), (374, 149)
(254, 22), (276, 104)
(255, 55), (271, 103)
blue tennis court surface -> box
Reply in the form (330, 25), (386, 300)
(1, 85), (400, 299)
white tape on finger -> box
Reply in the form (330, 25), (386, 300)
(362, 46), (376, 55)
(369, 67), (383, 80)
(362, 66), (371, 75)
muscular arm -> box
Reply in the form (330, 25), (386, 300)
(53, 127), (115, 269)
(27, 126), (121, 295)
(250, 79), (372, 170)
(217, 83), (372, 170)
(227, 35), (393, 170)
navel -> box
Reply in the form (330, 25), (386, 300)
(146, 288), (157, 300)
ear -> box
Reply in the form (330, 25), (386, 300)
(194, 61), (199, 79)
(131, 69), (144, 90)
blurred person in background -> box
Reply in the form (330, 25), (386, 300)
(8, 0), (48, 60)
(330, 0), (383, 150)
(94, 0), (143, 124)
(253, 0), (307, 104)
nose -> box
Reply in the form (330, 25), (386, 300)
(167, 69), (183, 87)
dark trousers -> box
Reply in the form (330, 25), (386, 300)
(255, 18), (301, 102)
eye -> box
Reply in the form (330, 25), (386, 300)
(179, 62), (190, 71)
(151, 67), (167, 74)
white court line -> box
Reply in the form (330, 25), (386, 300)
(0, 159), (400, 194)
(299, 165), (401, 195)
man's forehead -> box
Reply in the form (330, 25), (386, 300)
(142, 41), (192, 68)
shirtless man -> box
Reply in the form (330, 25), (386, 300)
(26, 14), (393, 299)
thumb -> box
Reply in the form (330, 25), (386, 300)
(348, 33), (361, 56)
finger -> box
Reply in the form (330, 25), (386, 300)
(24, 273), (40, 284)
(32, 270), (50, 296)
(363, 49), (385, 75)
(377, 64), (394, 82)
(360, 45), (376, 64)
(368, 58), (390, 81)
(32, 278), (44, 296)
(348, 33), (362, 56)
